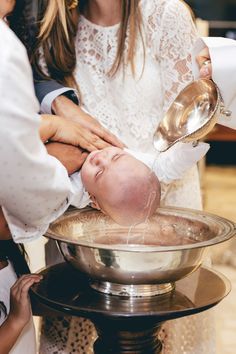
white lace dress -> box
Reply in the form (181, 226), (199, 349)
(40, 0), (215, 353)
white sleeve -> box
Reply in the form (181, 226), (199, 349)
(0, 21), (73, 243)
(151, 142), (210, 184)
(70, 172), (91, 209)
(192, 37), (236, 129)
(126, 142), (209, 185)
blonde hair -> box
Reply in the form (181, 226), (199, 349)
(109, 0), (144, 76)
(33, 0), (144, 89)
(33, 0), (78, 88)
(39, 0), (69, 41)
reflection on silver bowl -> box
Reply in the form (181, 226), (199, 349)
(46, 207), (236, 297)
(153, 79), (223, 152)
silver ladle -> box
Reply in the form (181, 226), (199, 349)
(153, 78), (232, 152)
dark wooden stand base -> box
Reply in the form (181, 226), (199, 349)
(94, 320), (163, 354)
(31, 263), (231, 354)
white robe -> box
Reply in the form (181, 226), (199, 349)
(0, 19), (76, 354)
(0, 20), (76, 243)
(192, 37), (236, 129)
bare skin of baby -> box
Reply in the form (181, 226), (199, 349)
(81, 147), (161, 226)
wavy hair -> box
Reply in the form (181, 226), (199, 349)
(32, 0), (144, 90)
(32, 0), (78, 88)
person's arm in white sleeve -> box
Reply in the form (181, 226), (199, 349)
(0, 21), (73, 243)
(151, 142), (210, 184)
(192, 37), (236, 129)
(127, 142), (209, 185)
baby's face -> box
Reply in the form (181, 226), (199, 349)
(81, 147), (138, 200)
(81, 147), (160, 225)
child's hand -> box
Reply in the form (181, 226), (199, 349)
(8, 274), (42, 329)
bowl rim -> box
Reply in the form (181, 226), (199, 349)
(45, 206), (236, 253)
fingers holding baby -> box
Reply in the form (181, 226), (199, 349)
(196, 46), (212, 79)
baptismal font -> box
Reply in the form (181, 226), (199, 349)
(32, 207), (235, 354)
(32, 78), (236, 353)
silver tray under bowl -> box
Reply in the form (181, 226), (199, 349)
(46, 207), (236, 297)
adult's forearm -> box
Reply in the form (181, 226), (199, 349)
(52, 95), (85, 121)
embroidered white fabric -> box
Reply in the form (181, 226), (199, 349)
(40, 1), (215, 353)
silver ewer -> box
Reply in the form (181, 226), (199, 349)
(153, 79), (231, 152)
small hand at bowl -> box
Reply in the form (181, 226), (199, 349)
(196, 47), (212, 79)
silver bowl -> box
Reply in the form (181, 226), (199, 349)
(153, 79), (228, 152)
(46, 207), (236, 297)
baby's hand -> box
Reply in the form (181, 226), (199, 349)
(196, 47), (212, 79)
(8, 274), (42, 330)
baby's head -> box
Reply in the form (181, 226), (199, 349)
(81, 147), (161, 225)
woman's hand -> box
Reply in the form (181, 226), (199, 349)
(8, 274), (42, 329)
(196, 47), (212, 79)
(52, 95), (125, 150)
(40, 113), (124, 152)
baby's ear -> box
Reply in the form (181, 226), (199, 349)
(90, 195), (101, 210)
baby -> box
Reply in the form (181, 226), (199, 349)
(70, 142), (209, 225)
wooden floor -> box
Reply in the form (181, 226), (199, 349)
(204, 165), (236, 354)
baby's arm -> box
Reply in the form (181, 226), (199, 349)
(151, 142), (210, 184)
(0, 274), (42, 354)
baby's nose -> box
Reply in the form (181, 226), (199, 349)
(93, 152), (108, 166)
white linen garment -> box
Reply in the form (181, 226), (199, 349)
(0, 20), (74, 243)
(0, 20), (78, 354)
(192, 37), (236, 129)
(127, 142), (210, 184)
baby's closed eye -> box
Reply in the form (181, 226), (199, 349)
(112, 154), (123, 161)
(95, 169), (104, 178)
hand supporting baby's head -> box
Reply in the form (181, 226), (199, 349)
(81, 147), (161, 225)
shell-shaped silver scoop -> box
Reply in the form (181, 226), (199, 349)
(153, 79), (224, 152)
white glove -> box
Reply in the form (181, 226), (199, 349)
(153, 142), (210, 184)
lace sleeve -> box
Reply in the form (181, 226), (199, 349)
(158, 0), (198, 113)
